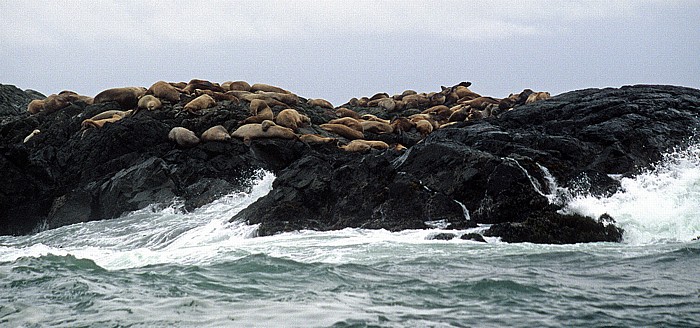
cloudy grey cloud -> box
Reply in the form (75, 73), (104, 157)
(1, 1), (698, 106)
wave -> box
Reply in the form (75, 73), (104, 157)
(563, 142), (700, 244)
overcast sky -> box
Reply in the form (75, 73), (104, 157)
(1, 0), (698, 105)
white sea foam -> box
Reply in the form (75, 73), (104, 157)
(563, 142), (700, 244)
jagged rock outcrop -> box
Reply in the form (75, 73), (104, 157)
(0, 83), (698, 244)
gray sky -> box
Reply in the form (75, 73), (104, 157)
(1, 0), (698, 106)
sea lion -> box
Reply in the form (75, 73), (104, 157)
(93, 86), (147, 109)
(415, 119), (434, 137)
(27, 99), (45, 114)
(402, 94), (431, 109)
(307, 98), (334, 109)
(422, 105), (452, 123)
(360, 120), (394, 134)
(340, 139), (389, 152)
(390, 117), (414, 133)
(147, 81), (181, 103)
(320, 123), (364, 140)
(369, 92), (389, 101)
(242, 99), (274, 124)
(453, 85), (481, 101)
(460, 96), (500, 110)
(80, 110), (133, 129)
(183, 79), (224, 94)
(231, 121), (297, 144)
(393, 90), (416, 100)
(201, 125), (231, 142)
(81, 115), (123, 129)
(225, 81), (251, 92)
(447, 106), (469, 122)
(194, 89), (240, 103)
(335, 107), (361, 119)
(393, 144), (407, 151)
(240, 93), (287, 108)
(87, 109), (133, 121)
(137, 95), (162, 111)
(184, 94), (216, 113)
(526, 91), (551, 104)
(57, 90), (94, 104)
(429, 92), (446, 106)
(360, 114), (390, 124)
(299, 134), (337, 144)
(250, 83), (290, 94)
(170, 81), (188, 89)
(467, 105), (495, 121)
(328, 117), (363, 132)
(377, 98), (396, 112)
(257, 91), (299, 106)
(275, 108), (310, 131)
(43, 93), (72, 113)
(23, 129), (40, 143)
(168, 127), (200, 148)
(357, 97), (370, 107)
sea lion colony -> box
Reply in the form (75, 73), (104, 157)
(25, 79), (550, 150)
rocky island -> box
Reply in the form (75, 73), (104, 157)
(1, 81), (698, 243)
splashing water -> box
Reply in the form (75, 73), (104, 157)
(563, 142), (700, 244)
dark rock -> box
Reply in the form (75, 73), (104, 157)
(484, 212), (624, 244)
(428, 233), (456, 241)
(1, 84), (699, 244)
(460, 233), (487, 243)
(0, 84), (43, 118)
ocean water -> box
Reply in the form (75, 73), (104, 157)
(1, 145), (699, 327)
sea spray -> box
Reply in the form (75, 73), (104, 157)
(563, 142), (700, 244)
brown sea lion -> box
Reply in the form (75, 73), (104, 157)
(320, 123), (364, 140)
(526, 91), (551, 104)
(335, 107), (361, 119)
(360, 120), (394, 134)
(184, 94), (216, 113)
(168, 127), (200, 148)
(250, 83), (290, 94)
(80, 110), (133, 129)
(299, 134), (337, 144)
(242, 99), (274, 124)
(275, 108), (310, 131)
(460, 96), (500, 110)
(227, 81), (252, 92)
(402, 94), (431, 109)
(307, 98), (334, 109)
(258, 92), (299, 106)
(360, 114), (390, 124)
(369, 92), (389, 101)
(377, 98), (396, 112)
(328, 117), (363, 132)
(94, 87), (147, 109)
(390, 117), (414, 133)
(27, 99), (45, 114)
(137, 95), (162, 111)
(81, 115), (123, 129)
(467, 105), (495, 121)
(231, 121), (297, 144)
(147, 81), (181, 102)
(194, 89), (240, 103)
(415, 119), (434, 137)
(201, 125), (231, 142)
(340, 139), (389, 152)
(183, 79), (224, 94)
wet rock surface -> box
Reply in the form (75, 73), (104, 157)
(1, 83), (699, 244)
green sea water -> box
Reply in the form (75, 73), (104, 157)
(1, 145), (699, 327)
